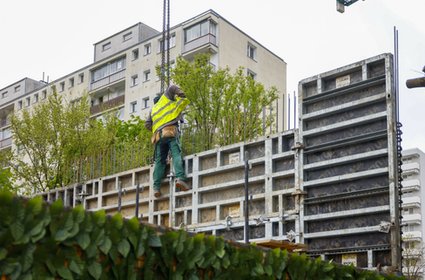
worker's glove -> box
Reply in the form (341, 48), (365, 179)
(177, 90), (186, 98)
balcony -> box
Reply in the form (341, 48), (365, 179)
(90, 69), (126, 92)
(182, 34), (218, 60)
(402, 231), (422, 241)
(0, 137), (12, 149)
(403, 179), (420, 192)
(402, 196), (421, 208)
(90, 95), (125, 115)
(403, 213), (422, 224)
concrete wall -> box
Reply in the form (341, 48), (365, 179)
(38, 53), (400, 272)
(94, 23), (159, 62)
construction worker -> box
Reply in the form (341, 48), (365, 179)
(145, 85), (190, 198)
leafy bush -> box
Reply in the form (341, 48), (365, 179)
(0, 191), (404, 279)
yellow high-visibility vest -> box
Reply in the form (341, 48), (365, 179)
(151, 94), (190, 133)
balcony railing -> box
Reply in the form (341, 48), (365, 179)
(182, 34), (217, 55)
(90, 95), (125, 115)
(0, 137), (12, 149)
(90, 69), (126, 91)
(403, 214), (422, 224)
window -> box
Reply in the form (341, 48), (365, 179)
(130, 101), (137, 113)
(2, 128), (11, 139)
(69, 77), (74, 88)
(18, 100), (23, 110)
(132, 48), (139, 60)
(92, 57), (126, 82)
(142, 97), (149, 109)
(14, 85), (21, 92)
(131, 75), (139, 87)
(404, 208), (414, 214)
(123, 32), (132, 42)
(1, 92), (7, 99)
(59, 82), (65, 92)
(143, 70), (151, 82)
(34, 93), (39, 103)
(42, 90), (47, 99)
(79, 73), (84, 83)
(247, 69), (257, 80)
(26, 97), (31, 107)
(102, 42), (111, 51)
(184, 19), (216, 43)
(159, 34), (176, 52)
(144, 43), (151, 55)
(247, 43), (257, 60)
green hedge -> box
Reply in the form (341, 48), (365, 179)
(0, 191), (404, 280)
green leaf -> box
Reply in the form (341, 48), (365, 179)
(10, 220), (25, 243)
(57, 266), (74, 280)
(28, 196), (43, 215)
(148, 235), (162, 247)
(55, 229), (70, 242)
(50, 199), (64, 215)
(29, 220), (45, 238)
(99, 237), (112, 254)
(69, 260), (82, 275)
(21, 244), (36, 272)
(92, 210), (106, 226)
(111, 213), (123, 229)
(88, 261), (102, 280)
(117, 239), (130, 257)
(77, 232), (90, 250)
(0, 248), (7, 260)
(215, 238), (225, 258)
(72, 205), (85, 224)
(31, 228), (46, 243)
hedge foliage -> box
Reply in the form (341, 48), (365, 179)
(0, 191), (404, 279)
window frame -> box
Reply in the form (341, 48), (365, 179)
(143, 70), (151, 82)
(123, 32), (132, 42)
(247, 43), (257, 61)
(130, 101), (137, 113)
(144, 43), (151, 56)
(142, 97), (149, 109)
(132, 48), (139, 60)
(102, 42), (111, 52)
(131, 74), (139, 87)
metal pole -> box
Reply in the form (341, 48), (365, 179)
(287, 94), (291, 129)
(118, 181), (122, 213)
(294, 90), (297, 129)
(135, 183), (140, 218)
(244, 150), (250, 244)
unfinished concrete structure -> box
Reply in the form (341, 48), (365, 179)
(39, 53), (401, 270)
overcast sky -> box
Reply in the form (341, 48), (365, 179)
(1, 0), (424, 152)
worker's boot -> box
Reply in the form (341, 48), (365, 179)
(175, 179), (190, 191)
(154, 189), (161, 198)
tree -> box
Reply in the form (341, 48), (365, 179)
(402, 238), (425, 280)
(170, 53), (278, 153)
(0, 149), (14, 192)
(9, 89), (117, 194)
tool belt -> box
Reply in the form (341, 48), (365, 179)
(151, 125), (178, 144)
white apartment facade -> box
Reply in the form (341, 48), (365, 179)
(402, 148), (425, 278)
(0, 9), (287, 155)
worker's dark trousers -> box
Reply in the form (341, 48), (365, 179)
(152, 135), (186, 191)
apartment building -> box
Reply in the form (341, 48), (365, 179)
(0, 9), (287, 154)
(402, 148), (425, 278)
(0, 78), (45, 153)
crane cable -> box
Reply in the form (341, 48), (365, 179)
(160, 0), (171, 95)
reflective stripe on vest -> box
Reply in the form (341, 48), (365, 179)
(151, 94), (190, 133)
